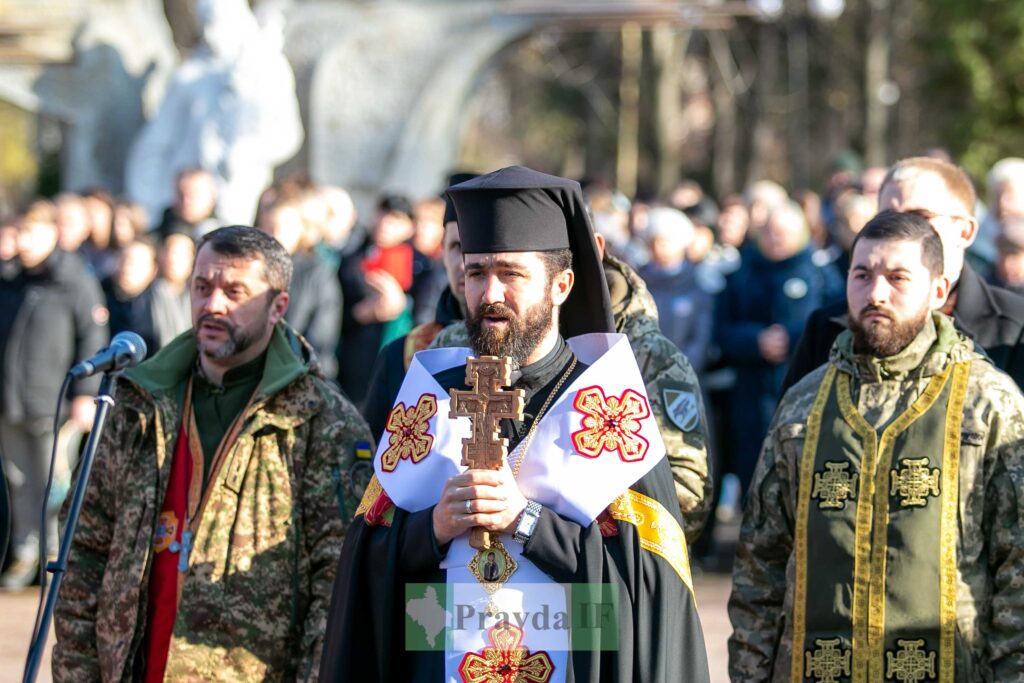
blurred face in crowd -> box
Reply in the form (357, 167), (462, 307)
(177, 171), (218, 225)
(994, 178), (1024, 223)
(878, 171), (976, 283)
(56, 196), (91, 252)
(847, 238), (948, 357)
(835, 195), (876, 252)
(442, 221), (465, 306)
(687, 226), (715, 264)
(18, 216), (59, 269)
(259, 204), (304, 255)
(759, 205), (807, 262)
(650, 234), (687, 269)
(84, 195), (113, 249)
(464, 251), (571, 367)
(0, 221), (17, 262)
(718, 203), (749, 248)
(112, 202), (147, 248)
(861, 167), (888, 205)
(159, 233), (196, 287)
(413, 199), (446, 257)
(191, 243), (288, 362)
(320, 188), (356, 247)
(373, 209), (414, 249)
(997, 248), (1024, 286)
(116, 241), (158, 297)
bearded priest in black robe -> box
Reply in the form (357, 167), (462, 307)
(319, 166), (710, 683)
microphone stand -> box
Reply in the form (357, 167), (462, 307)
(23, 371), (119, 683)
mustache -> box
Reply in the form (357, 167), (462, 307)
(474, 303), (516, 320)
(197, 314), (236, 332)
(859, 305), (894, 320)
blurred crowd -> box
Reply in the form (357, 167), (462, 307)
(4, 148), (1024, 585)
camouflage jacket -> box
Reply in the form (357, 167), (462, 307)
(52, 325), (372, 683)
(728, 313), (1024, 681)
(430, 254), (712, 540)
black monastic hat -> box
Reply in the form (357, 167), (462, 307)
(446, 165), (614, 338)
(443, 172), (478, 225)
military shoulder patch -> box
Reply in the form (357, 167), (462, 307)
(662, 383), (700, 432)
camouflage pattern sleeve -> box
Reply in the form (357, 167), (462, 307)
(52, 398), (127, 682)
(979, 370), (1024, 679)
(296, 384), (374, 682)
(727, 417), (799, 682)
(630, 328), (712, 541)
(427, 321), (470, 350)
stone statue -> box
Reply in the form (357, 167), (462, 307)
(126, 0), (303, 226)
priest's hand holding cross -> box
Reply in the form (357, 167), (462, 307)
(432, 356), (527, 547)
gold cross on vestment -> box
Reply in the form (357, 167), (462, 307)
(449, 356), (525, 549)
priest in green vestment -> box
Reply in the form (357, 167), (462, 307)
(729, 209), (1024, 681)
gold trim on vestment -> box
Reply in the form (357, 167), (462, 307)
(791, 365), (837, 682)
(837, 366), (952, 682)
(939, 362), (969, 683)
(607, 489), (694, 598)
(354, 475), (383, 518)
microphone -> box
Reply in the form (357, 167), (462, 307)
(69, 332), (148, 379)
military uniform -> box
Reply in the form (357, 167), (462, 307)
(52, 325), (373, 682)
(430, 253), (712, 541)
(729, 313), (1024, 681)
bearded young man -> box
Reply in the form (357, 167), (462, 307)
(319, 167), (709, 682)
(53, 226), (372, 682)
(728, 210), (1024, 681)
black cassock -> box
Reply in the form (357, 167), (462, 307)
(319, 344), (710, 682)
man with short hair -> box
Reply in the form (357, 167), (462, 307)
(783, 156), (1024, 392)
(729, 209), (1024, 680)
(53, 226), (372, 681)
(320, 167), (709, 681)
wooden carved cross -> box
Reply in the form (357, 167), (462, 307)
(449, 355), (525, 549)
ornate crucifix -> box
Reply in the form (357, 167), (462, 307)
(449, 355), (525, 550)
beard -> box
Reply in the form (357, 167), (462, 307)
(466, 299), (554, 368)
(196, 310), (267, 360)
(849, 304), (931, 357)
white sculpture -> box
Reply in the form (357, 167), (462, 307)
(126, 0), (303, 227)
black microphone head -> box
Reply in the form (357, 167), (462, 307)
(112, 331), (148, 368)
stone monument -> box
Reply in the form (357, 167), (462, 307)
(126, 0), (303, 226)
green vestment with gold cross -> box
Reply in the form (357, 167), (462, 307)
(789, 343), (971, 683)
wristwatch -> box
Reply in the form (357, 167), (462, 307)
(513, 500), (543, 544)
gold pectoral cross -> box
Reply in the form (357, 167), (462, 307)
(449, 356), (525, 550)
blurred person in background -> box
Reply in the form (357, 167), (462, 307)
(156, 168), (221, 239)
(412, 196), (448, 323)
(714, 200), (842, 496)
(976, 157), (1024, 276)
(318, 185), (365, 263)
(337, 194), (431, 404)
(82, 188), (118, 278)
(151, 231), (195, 349)
(55, 193), (92, 255)
(0, 214), (18, 280)
(101, 237), (160, 355)
(991, 217), (1024, 296)
(112, 199), (149, 247)
(796, 189), (827, 249)
(258, 185), (342, 379)
(861, 165), (888, 207)
(640, 207), (714, 374)
(585, 178), (643, 266)
(0, 200), (108, 588)
(744, 180), (788, 241)
(815, 192), (876, 280)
